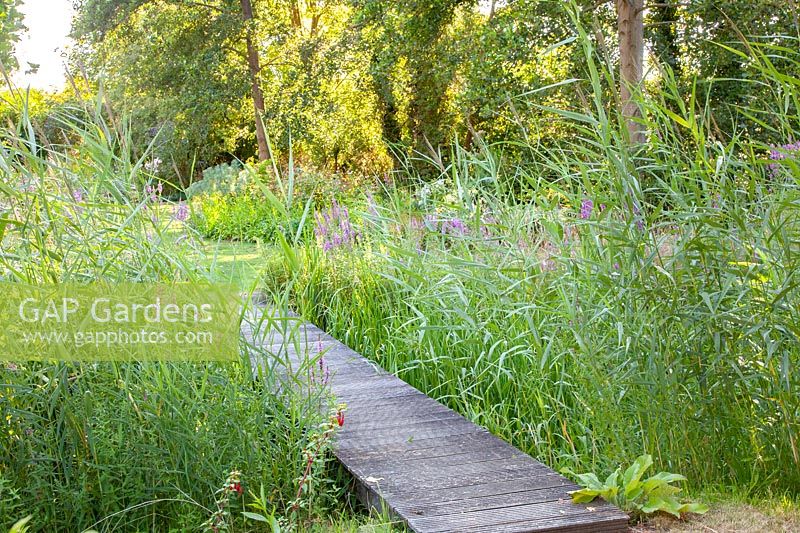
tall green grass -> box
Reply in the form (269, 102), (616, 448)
(0, 104), (347, 530)
(273, 26), (800, 498)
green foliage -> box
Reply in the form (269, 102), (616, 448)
(71, 0), (392, 180)
(2, 359), (337, 530)
(186, 161), (245, 198)
(0, 102), (190, 282)
(354, 0), (477, 153)
(72, 0), (254, 182)
(7, 515), (31, 533)
(267, 27), (800, 499)
(68, 0), (800, 183)
(0, 103), (346, 531)
(566, 454), (709, 518)
(187, 161), (306, 244)
(188, 159), (371, 244)
(678, 1), (800, 137)
(0, 84), (97, 160)
(0, 0), (24, 71)
(191, 191), (295, 243)
(242, 484), (283, 531)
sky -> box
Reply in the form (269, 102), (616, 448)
(11, 0), (76, 91)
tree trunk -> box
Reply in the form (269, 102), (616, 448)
(290, 1), (302, 29)
(617, 0), (644, 143)
(241, 0), (270, 161)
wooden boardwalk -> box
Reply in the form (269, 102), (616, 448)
(242, 308), (628, 533)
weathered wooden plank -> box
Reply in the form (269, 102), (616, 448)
(339, 410), (466, 434)
(335, 396), (456, 419)
(431, 509), (630, 533)
(335, 432), (519, 464)
(241, 306), (628, 532)
(389, 476), (577, 506)
(392, 484), (581, 517)
(353, 457), (556, 497)
(406, 499), (627, 533)
(351, 446), (526, 475)
(334, 420), (487, 450)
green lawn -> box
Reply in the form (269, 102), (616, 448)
(201, 238), (266, 287)
(157, 204), (271, 288)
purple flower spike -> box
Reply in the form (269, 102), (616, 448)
(438, 217), (468, 237)
(767, 141), (800, 178)
(580, 198), (593, 220)
(173, 201), (189, 221)
(314, 199), (360, 253)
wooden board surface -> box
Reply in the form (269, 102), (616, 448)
(242, 308), (628, 533)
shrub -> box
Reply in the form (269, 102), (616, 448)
(190, 191), (297, 243)
(185, 161), (245, 198)
(188, 159), (373, 245)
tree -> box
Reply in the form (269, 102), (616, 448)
(454, 0), (587, 150)
(617, 0), (644, 143)
(72, 0), (254, 181)
(0, 0), (25, 72)
(71, 0), (389, 177)
(352, 0), (476, 159)
(240, 0), (270, 161)
(72, 0), (273, 172)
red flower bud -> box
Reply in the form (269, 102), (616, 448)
(336, 410), (345, 427)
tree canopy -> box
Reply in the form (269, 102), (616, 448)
(60, 0), (800, 181)
(0, 0), (24, 71)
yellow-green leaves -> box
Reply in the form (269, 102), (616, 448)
(567, 454), (709, 519)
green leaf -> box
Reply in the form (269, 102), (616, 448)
(641, 494), (683, 517)
(10, 515), (32, 533)
(242, 511), (269, 522)
(641, 472), (687, 494)
(575, 472), (604, 490)
(622, 454), (653, 498)
(604, 468), (620, 489)
(569, 488), (600, 503)
(599, 484), (619, 502)
(627, 484), (644, 502)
